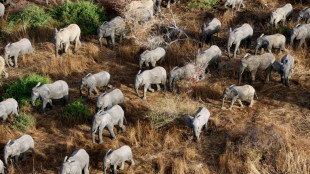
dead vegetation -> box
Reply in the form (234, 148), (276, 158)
(0, 0), (309, 174)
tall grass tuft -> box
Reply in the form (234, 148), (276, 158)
(58, 98), (90, 125)
(11, 114), (36, 133)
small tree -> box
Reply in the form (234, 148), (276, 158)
(58, 99), (90, 125)
(49, 1), (107, 34)
(3, 5), (53, 35)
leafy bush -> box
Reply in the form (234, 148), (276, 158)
(3, 5), (53, 34)
(186, 0), (219, 10)
(4, 73), (50, 107)
(11, 114), (36, 133)
(59, 99), (90, 124)
(267, 26), (291, 39)
(49, 1), (107, 34)
(2, 2), (107, 36)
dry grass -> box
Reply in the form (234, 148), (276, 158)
(145, 94), (197, 128)
(118, 44), (142, 63)
(0, 0), (309, 174)
(219, 122), (310, 174)
(35, 42), (99, 77)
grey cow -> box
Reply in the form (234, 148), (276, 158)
(153, 0), (180, 15)
(2, 0), (15, 7)
(169, 63), (197, 91)
(224, 0), (245, 11)
(139, 47), (166, 69)
(269, 3), (293, 27)
(0, 56), (8, 78)
(54, 24), (81, 57)
(4, 38), (34, 68)
(0, 3), (4, 18)
(4, 134), (34, 168)
(200, 18), (221, 45)
(238, 53), (275, 85)
(221, 85), (258, 110)
(227, 23), (253, 59)
(184, 107), (210, 142)
(60, 149), (89, 174)
(31, 80), (69, 114)
(131, 7), (153, 23)
(126, 0), (154, 14)
(91, 105), (126, 144)
(273, 54), (294, 87)
(0, 98), (18, 123)
(125, 0), (153, 22)
(154, 0), (163, 15)
(96, 89), (124, 111)
(165, 0), (180, 9)
(255, 33), (286, 55)
(0, 160), (4, 174)
(135, 66), (167, 100)
(80, 71), (112, 99)
(290, 24), (310, 49)
(196, 45), (222, 73)
(98, 16), (126, 50)
(297, 7), (310, 24)
(46, 0), (68, 5)
(103, 145), (135, 174)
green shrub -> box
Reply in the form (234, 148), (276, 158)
(3, 5), (53, 34)
(11, 114), (36, 133)
(267, 26), (291, 39)
(59, 99), (90, 124)
(4, 73), (50, 107)
(49, 1), (107, 34)
(186, 0), (219, 10)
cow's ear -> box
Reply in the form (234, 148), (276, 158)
(232, 88), (238, 97)
(197, 48), (200, 55)
(35, 82), (41, 88)
(184, 115), (194, 128)
(262, 40), (269, 47)
(105, 149), (112, 158)
(85, 73), (92, 77)
(98, 110), (105, 114)
(242, 53), (250, 59)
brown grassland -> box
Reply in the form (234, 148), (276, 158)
(0, 0), (310, 173)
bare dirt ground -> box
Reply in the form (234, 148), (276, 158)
(0, 0), (309, 173)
